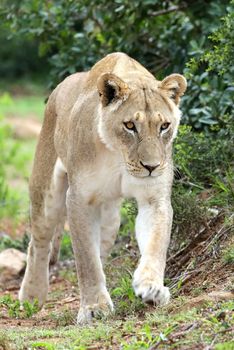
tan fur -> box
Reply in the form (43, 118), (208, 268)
(19, 52), (187, 324)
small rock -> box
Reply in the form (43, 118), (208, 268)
(217, 311), (226, 321)
(0, 232), (10, 239)
(177, 290), (234, 312)
(0, 248), (27, 283)
(208, 207), (219, 217)
(7, 117), (41, 139)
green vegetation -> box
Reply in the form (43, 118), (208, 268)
(111, 275), (145, 316)
(59, 233), (73, 261)
(222, 245), (234, 265)
(0, 299), (233, 349)
(203, 0), (234, 74)
(0, 93), (44, 121)
(119, 200), (137, 238)
(0, 294), (39, 318)
(0, 233), (29, 253)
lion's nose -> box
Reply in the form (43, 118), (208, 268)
(140, 161), (160, 174)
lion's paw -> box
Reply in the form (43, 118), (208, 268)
(77, 291), (114, 325)
(132, 267), (170, 305)
(19, 282), (47, 308)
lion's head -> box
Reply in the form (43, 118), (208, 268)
(97, 71), (187, 178)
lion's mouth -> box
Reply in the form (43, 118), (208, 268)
(124, 160), (167, 179)
(127, 166), (167, 179)
(127, 170), (159, 179)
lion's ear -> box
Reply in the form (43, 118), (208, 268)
(159, 74), (187, 105)
(97, 73), (130, 107)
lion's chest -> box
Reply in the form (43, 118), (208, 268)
(77, 161), (164, 206)
(78, 153), (123, 206)
(71, 146), (168, 206)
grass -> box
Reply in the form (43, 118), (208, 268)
(0, 84), (43, 225)
(1, 299), (233, 349)
(49, 309), (76, 327)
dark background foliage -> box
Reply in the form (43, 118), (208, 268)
(0, 1), (233, 225)
(0, 0), (233, 130)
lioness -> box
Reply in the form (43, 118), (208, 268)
(19, 52), (187, 324)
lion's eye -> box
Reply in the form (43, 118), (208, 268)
(160, 122), (170, 132)
(124, 121), (136, 132)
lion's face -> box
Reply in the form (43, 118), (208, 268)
(97, 73), (186, 178)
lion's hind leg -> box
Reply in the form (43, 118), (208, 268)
(19, 158), (68, 307)
(49, 219), (65, 265)
(100, 200), (121, 263)
(49, 159), (68, 265)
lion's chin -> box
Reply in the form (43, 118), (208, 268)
(127, 171), (158, 179)
(126, 171), (146, 178)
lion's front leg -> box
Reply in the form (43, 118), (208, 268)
(66, 187), (113, 324)
(132, 200), (172, 305)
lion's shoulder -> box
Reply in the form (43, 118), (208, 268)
(86, 52), (154, 91)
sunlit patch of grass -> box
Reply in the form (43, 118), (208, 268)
(215, 342), (234, 350)
(31, 342), (56, 350)
(0, 134), (36, 222)
(48, 308), (76, 327)
(1, 299), (233, 349)
(0, 331), (12, 350)
(0, 92), (45, 121)
(0, 92), (39, 224)
(3, 323), (123, 350)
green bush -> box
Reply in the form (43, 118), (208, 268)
(172, 119), (234, 227)
(0, 26), (48, 80)
(204, 0), (234, 74)
(174, 117), (234, 187)
(1, 2), (229, 78)
(181, 71), (233, 130)
(183, 1), (234, 130)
